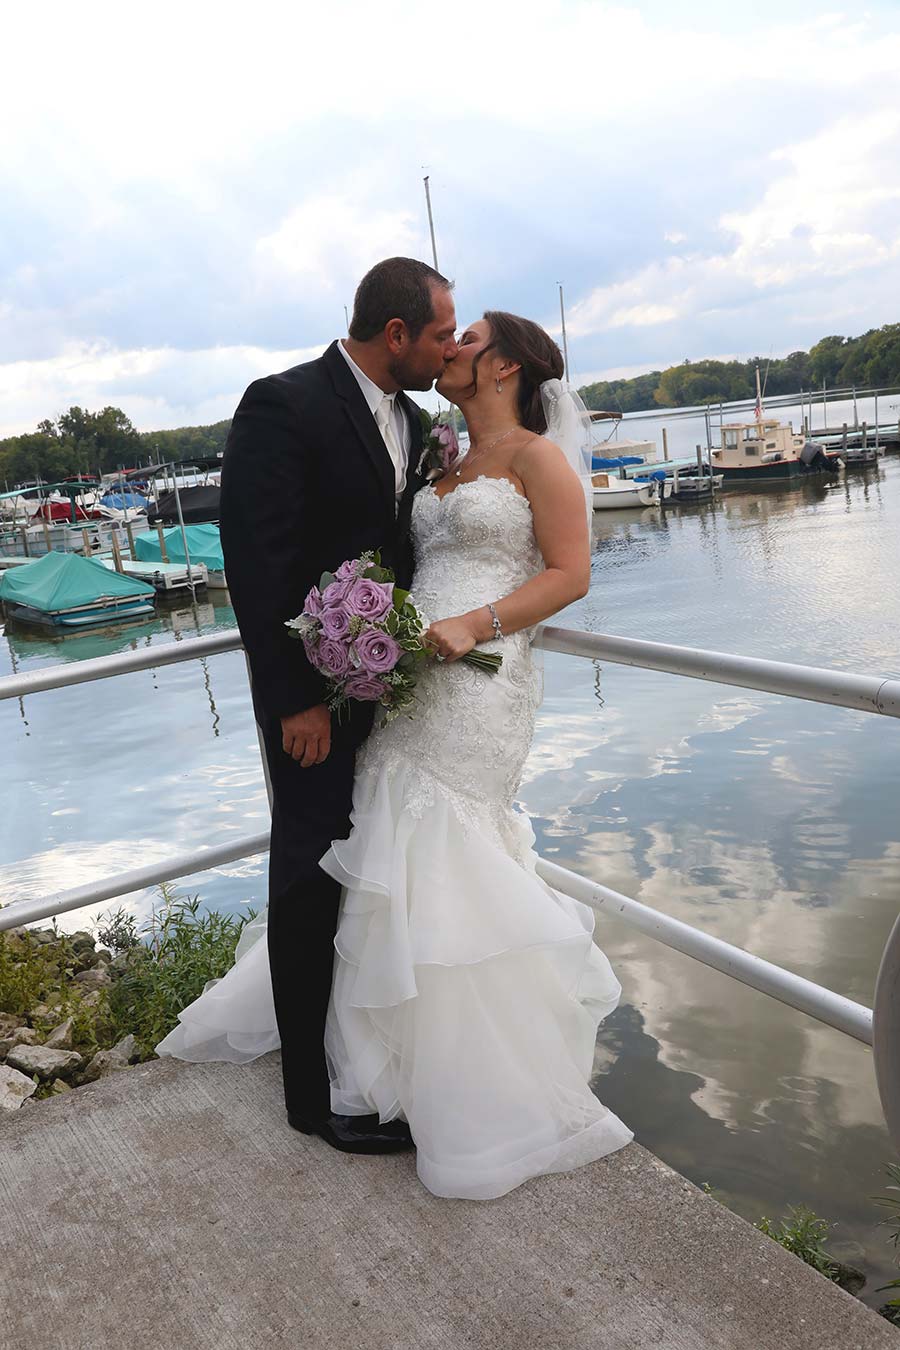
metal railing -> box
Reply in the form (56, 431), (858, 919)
(1, 625), (898, 1144)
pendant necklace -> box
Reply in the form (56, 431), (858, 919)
(455, 425), (519, 478)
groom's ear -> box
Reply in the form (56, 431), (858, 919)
(384, 318), (408, 353)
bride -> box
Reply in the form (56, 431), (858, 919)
(157, 309), (633, 1200)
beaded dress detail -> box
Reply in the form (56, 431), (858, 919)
(157, 475), (632, 1199)
(320, 477), (632, 1197)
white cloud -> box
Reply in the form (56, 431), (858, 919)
(0, 342), (325, 436)
(254, 195), (427, 295)
(568, 106), (900, 342)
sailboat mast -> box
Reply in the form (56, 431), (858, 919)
(558, 283), (570, 385)
(423, 175), (439, 271)
(755, 363), (763, 423)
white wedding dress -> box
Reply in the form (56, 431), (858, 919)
(157, 475), (633, 1198)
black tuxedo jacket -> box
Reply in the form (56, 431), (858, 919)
(220, 339), (426, 732)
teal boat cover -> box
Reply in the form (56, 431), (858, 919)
(0, 551), (155, 610)
(132, 523), (224, 572)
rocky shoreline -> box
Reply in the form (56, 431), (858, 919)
(0, 923), (143, 1114)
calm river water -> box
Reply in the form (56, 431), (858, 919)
(2, 398), (899, 1303)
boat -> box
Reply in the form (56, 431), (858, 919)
(591, 462), (673, 510)
(0, 551), (156, 628)
(132, 522), (227, 589)
(709, 366), (841, 483)
(148, 484), (220, 526)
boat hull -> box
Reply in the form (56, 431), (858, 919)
(716, 457), (841, 483)
(3, 598), (156, 629)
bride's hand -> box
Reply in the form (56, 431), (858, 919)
(425, 616), (480, 663)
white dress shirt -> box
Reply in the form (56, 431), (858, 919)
(337, 339), (411, 499)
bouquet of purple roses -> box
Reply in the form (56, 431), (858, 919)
(286, 551), (501, 721)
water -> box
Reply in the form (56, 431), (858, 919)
(2, 443), (900, 1304)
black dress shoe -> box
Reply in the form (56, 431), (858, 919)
(288, 1111), (414, 1154)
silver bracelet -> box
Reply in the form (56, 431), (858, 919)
(486, 602), (503, 640)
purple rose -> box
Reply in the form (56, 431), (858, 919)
(316, 637), (350, 677)
(320, 605), (352, 640)
(354, 627), (401, 675)
(347, 577), (394, 621)
(434, 423), (460, 471)
(322, 577), (354, 607)
(303, 584), (324, 618)
(343, 670), (388, 702)
(334, 558), (360, 582)
(302, 635), (318, 664)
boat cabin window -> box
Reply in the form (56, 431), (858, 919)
(744, 446), (758, 456)
(724, 430), (739, 448)
(742, 428), (760, 443)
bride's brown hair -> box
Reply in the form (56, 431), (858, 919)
(469, 311), (565, 434)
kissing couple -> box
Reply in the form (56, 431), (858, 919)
(157, 256), (632, 1200)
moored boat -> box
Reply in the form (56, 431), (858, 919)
(0, 551), (156, 628)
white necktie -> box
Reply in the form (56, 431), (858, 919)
(375, 395), (406, 502)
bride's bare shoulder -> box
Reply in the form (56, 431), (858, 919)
(512, 432), (568, 475)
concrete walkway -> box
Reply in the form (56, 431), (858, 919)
(2, 1052), (897, 1350)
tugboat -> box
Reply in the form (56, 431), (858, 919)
(709, 367), (840, 484)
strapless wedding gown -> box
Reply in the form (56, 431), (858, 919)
(157, 475), (633, 1198)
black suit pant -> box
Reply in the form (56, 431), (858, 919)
(260, 715), (360, 1122)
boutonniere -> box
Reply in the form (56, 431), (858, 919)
(416, 411), (461, 482)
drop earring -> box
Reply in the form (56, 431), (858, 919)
(495, 378), (503, 394)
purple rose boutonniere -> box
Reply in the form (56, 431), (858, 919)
(417, 411), (460, 482)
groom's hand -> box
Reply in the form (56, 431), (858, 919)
(281, 704), (331, 767)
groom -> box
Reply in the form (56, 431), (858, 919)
(220, 257), (458, 1152)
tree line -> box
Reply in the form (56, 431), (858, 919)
(3, 320), (900, 486)
(579, 322), (900, 413)
(0, 407), (230, 488)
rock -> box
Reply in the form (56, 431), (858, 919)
(0, 1027), (40, 1058)
(1, 930), (30, 957)
(95, 949), (112, 964)
(81, 990), (106, 1008)
(82, 1037), (139, 1083)
(44, 1018), (75, 1051)
(0, 1013), (27, 1039)
(49, 1078), (72, 1095)
(112, 1034), (139, 1063)
(29, 1003), (54, 1022)
(73, 966), (112, 989)
(6, 1045), (83, 1081)
(0, 1064), (38, 1112)
(28, 929), (56, 945)
(70, 930), (95, 949)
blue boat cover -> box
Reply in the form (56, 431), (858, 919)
(634, 471), (669, 483)
(592, 455), (645, 469)
(100, 492), (149, 510)
(132, 522), (224, 572)
(0, 551), (155, 610)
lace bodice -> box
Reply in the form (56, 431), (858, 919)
(409, 476), (543, 625)
(358, 475), (545, 850)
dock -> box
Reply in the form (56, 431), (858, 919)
(98, 556), (209, 592)
(1, 1052), (897, 1350)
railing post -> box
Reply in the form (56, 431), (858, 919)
(873, 915), (900, 1153)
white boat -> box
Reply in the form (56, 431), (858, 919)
(592, 473), (673, 510)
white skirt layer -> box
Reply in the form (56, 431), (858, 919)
(319, 756), (633, 1200)
(155, 911), (278, 1064)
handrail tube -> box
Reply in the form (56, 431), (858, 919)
(0, 828), (873, 1048)
(2, 625), (899, 718)
(0, 630), (242, 701)
(537, 627), (900, 718)
(536, 858), (873, 1046)
(0, 831), (271, 932)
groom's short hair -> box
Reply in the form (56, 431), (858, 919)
(349, 257), (453, 343)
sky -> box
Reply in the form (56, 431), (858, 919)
(2, 0), (900, 436)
